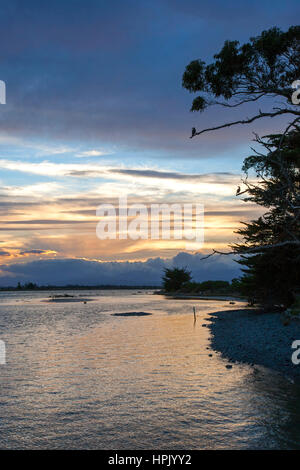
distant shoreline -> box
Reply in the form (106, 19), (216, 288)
(165, 294), (245, 302)
(208, 309), (300, 383)
(0, 285), (161, 292)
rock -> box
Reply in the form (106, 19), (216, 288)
(112, 311), (152, 317)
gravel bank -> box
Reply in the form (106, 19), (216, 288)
(208, 309), (300, 382)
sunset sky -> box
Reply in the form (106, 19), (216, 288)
(0, 0), (298, 285)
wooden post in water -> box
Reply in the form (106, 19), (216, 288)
(193, 306), (196, 323)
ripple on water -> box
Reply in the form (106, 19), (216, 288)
(0, 290), (299, 449)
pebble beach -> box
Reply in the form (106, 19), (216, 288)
(208, 309), (300, 382)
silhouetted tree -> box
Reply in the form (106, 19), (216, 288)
(183, 26), (300, 136)
(24, 282), (38, 290)
(233, 129), (300, 307)
(162, 268), (192, 292)
(182, 25), (300, 307)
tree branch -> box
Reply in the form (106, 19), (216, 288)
(210, 94), (265, 108)
(191, 108), (300, 138)
(200, 240), (300, 260)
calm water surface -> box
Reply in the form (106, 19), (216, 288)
(0, 289), (299, 449)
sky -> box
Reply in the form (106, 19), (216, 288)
(0, 0), (298, 285)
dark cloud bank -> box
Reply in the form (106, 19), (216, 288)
(0, 252), (240, 286)
(0, 0), (298, 155)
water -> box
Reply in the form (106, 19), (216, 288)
(0, 289), (299, 449)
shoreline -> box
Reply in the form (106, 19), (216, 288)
(168, 294), (244, 301)
(208, 309), (300, 383)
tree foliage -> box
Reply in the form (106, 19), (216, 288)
(233, 129), (300, 307)
(182, 26), (300, 307)
(183, 26), (300, 136)
(162, 267), (192, 292)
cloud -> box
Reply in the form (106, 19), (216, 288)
(0, 182), (62, 198)
(165, 0), (293, 23)
(0, 134), (74, 156)
(0, 1), (292, 268)
(0, 252), (240, 286)
(0, 250), (10, 257)
(0, 158), (239, 187)
(5, 219), (92, 225)
(19, 249), (57, 256)
(113, 169), (236, 183)
(0, 160), (242, 200)
(0, 0), (296, 156)
(76, 149), (111, 158)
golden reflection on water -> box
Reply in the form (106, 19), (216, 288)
(0, 291), (299, 449)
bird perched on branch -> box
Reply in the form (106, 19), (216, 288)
(190, 127), (196, 138)
(236, 186), (241, 195)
